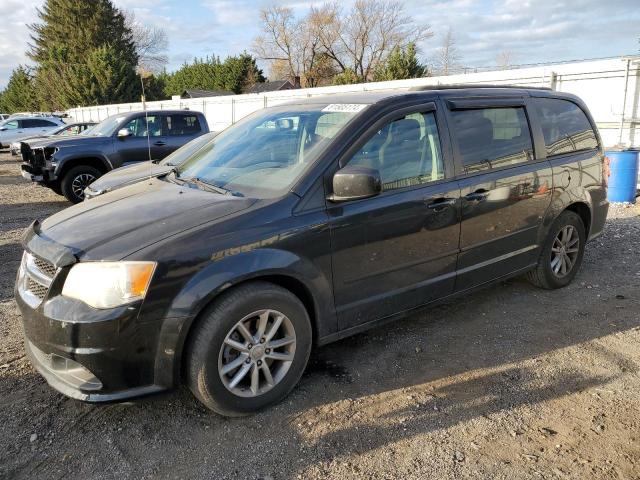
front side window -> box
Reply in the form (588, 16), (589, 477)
(3, 120), (19, 130)
(535, 98), (598, 156)
(165, 114), (201, 136)
(175, 103), (366, 198)
(123, 116), (162, 137)
(346, 111), (444, 191)
(451, 107), (534, 173)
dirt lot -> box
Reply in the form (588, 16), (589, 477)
(1, 150), (639, 480)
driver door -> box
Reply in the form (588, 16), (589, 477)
(328, 104), (461, 331)
(115, 115), (166, 165)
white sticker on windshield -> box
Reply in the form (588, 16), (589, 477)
(322, 104), (368, 113)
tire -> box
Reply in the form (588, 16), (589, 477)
(49, 181), (62, 196)
(186, 281), (312, 416)
(61, 165), (101, 203)
(527, 210), (586, 289)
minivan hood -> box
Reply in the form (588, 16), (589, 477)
(40, 178), (255, 260)
(88, 162), (171, 193)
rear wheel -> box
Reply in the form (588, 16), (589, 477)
(527, 210), (586, 289)
(61, 165), (101, 203)
(186, 281), (312, 416)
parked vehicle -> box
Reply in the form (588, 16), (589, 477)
(15, 87), (608, 416)
(0, 116), (65, 148)
(84, 131), (218, 200)
(10, 122), (97, 155)
(19, 110), (209, 203)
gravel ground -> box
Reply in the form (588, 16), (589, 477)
(1, 150), (639, 480)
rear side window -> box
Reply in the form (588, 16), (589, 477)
(535, 98), (598, 156)
(450, 107), (534, 173)
(165, 114), (201, 136)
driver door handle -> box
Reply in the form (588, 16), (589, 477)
(153, 141), (166, 146)
(426, 197), (457, 211)
(464, 189), (489, 203)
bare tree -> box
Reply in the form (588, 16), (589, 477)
(124, 10), (169, 74)
(253, 0), (432, 84)
(496, 50), (516, 70)
(434, 27), (460, 76)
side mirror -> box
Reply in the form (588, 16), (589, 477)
(0, 127), (6, 131)
(117, 128), (131, 138)
(329, 165), (382, 202)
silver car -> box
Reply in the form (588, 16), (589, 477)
(9, 121), (97, 155)
(0, 116), (65, 147)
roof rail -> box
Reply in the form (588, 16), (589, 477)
(410, 83), (552, 91)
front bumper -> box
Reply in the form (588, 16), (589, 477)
(21, 163), (55, 183)
(15, 222), (185, 402)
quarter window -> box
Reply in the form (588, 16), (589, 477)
(450, 107), (534, 173)
(346, 112), (444, 191)
(535, 98), (598, 156)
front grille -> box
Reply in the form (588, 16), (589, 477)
(33, 256), (57, 277)
(27, 277), (49, 300)
(18, 252), (57, 308)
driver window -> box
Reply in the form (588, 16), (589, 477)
(347, 111), (444, 191)
(123, 116), (162, 137)
(4, 120), (19, 130)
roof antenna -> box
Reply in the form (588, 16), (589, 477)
(136, 66), (152, 163)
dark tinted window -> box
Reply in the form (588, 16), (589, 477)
(164, 114), (201, 136)
(24, 119), (58, 128)
(535, 98), (598, 156)
(451, 107), (533, 173)
(347, 111), (444, 191)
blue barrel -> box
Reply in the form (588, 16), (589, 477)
(606, 150), (639, 203)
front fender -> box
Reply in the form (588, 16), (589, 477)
(53, 150), (113, 175)
(158, 247), (336, 386)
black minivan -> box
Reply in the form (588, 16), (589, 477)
(15, 86), (609, 416)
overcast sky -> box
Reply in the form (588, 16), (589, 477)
(0, 0), (638, 89)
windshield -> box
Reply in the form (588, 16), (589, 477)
(89, 115), (128, 136)
(175, 103), (366, 198)
(160, 132), (218, 166)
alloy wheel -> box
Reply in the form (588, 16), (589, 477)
(550, 225), (580, 278)
(218, 309), (296, 398)
(71, 173), (96, 200)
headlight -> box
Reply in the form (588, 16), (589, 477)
(62, 261), (156, 309)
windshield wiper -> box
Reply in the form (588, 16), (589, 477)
(183, 176), (232, 195)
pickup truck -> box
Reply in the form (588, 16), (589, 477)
(20, 109), (209, 203)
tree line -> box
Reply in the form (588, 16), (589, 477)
(0, 0), (484, 114)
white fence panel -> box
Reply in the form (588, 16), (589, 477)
(66, 56), (640, 148)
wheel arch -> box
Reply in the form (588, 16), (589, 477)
(167, 249), (336, 386)
(56, 156), (111, 180)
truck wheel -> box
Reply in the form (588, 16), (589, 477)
(527, 210), (586, 289)
(186, 281), (312, 416)
(61, 166), (101, 203)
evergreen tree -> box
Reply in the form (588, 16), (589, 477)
(373, 43), (427, 81)
(0, 66), (39, 113)
(163, 54), (264, 97)
(332, 68), (361, 85)
(29, 0), (140, 109)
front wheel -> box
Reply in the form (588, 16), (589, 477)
(527, 210), (586, 289)
(61, 165), (101, 203)
(186, 282), (312, 416)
